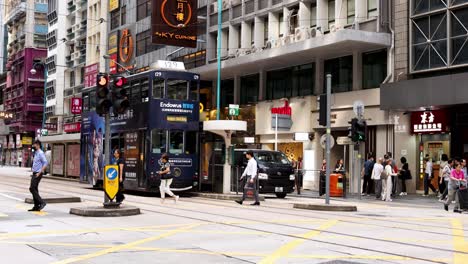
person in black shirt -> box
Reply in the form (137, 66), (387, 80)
(112, 149), (125, 203)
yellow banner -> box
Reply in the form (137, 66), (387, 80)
(109, 0), (119, 12)
(21, 137), (32, 145)
(104, 165), (119, 200)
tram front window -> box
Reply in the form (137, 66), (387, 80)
(169, 131), (183, 154)
(151, 129), (166, 154)
(167, 79), (188, 100)
(185, 131), (197, 154)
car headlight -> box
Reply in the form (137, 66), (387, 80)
(258, 173), (268, 180)
(289, 174), (295, 180)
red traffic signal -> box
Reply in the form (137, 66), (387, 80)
(113, 76), (127, 87)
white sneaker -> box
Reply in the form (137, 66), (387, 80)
(399, 192), (405, 196)
(161, 198), (165, 204)
(174, 196), (179, 204)
(404, 192), (408, 195)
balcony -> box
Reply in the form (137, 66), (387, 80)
(67, 28), (75, 40)
(5, 2), (26, 25)
(68, 1), (77, 13)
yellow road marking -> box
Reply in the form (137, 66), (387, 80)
(451, 219), (468, 264)
(258, 220), (339, 264)
(137, 229), (269, 235)
(0, 223), (197, 240)
(50, 223), (203, 264)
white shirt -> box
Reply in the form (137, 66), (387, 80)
(371, 163), (384, 180)
(385, 164), (397, 177)
(425, 161), (432, 176)
(242, 158), (258, 179)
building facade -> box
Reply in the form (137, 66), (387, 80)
(193, 0), (397, 193)
(2, 0), (48, 166)
(38, 0), (86, 177)
(381, 0), (468, 193)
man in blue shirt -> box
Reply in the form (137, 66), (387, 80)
(29, 140), (48, 211)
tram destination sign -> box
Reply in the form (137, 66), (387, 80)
(151, 0), (198, 48)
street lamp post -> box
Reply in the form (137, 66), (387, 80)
(30, 62), (48, 138)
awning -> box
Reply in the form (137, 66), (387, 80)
(39, 133), (81, 143)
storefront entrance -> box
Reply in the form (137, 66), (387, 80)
(416, 134), (451, 191)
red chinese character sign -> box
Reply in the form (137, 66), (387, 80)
(152, 0), (198, 48)
(71, 98), (83, 114)
(411, 110), (448, 134)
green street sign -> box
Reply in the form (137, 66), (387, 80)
(228, 104), (239, 116)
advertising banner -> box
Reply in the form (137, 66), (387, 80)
(149, 99), (199, 130)
(124, 132), (139, 180)
(16, 134), (22, 148)
(67, 144), (80, 177)
(152, 0), (198, 48)
(80, 112), (105, 184)
(53, 145), (64, 175)
(71, 97), (83, 114)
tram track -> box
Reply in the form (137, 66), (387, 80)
(0, 176), (463, 263)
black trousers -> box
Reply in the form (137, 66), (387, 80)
(362, 175), (372, 194)
(116, 182), (125, 202)
(29, 173), (44, 207)
(424, 173), (437, 195)
(241, 177), (259, 203)
(401, 178), (407, 193)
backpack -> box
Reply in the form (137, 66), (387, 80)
(380, 167), (388, 180)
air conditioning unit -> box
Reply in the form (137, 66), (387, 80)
(280, 35), (293, 46)
(230, 0), (241, 7)
(330, 24), (337, 33)
(211, 2), (218, 13)
(294, 27), (311, 42)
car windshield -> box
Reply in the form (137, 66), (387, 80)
(255, 152), (290, 165)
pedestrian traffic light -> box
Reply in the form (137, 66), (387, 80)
(318, 94), (327, 126)
(111, 76), (130, 115)
(96, 73), (111, 116)
(348, 118), (366, 142)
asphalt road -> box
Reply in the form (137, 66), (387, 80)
(0, 167), (467, 264)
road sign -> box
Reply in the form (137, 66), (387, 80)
(104, 165), (119, 200)
(320, 134), (335, 149)
(336, 136), (353, 145)
(228, 104), (239, 116)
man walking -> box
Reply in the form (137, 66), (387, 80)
(236, 151), (260, 206)
(423, 157), (437, 196)
(29, 140), (48, 211)
(362, 154), (375, 196)
(371, 158), (384, 199)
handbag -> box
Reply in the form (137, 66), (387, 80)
(160, 162), (174, 180)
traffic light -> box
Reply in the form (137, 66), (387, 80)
(318, 94), (327, 126)
(111, 76), (130, 115)
(348, 118), (366, 142)
(96, 73), (111, 116)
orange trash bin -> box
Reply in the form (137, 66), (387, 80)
(330, 173), (344, 197)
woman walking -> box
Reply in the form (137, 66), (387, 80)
(444, 163), (466, 213)
(158, 153), (179, 204)
(383, 159), (397, 202)
(439, 159), (453, 202)
(398, 157), (411, 196)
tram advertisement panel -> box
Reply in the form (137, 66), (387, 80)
(150, 99), (199, 130)
(124, 132), (139, 181)
(110, 103), (148, 133)
(80, 112), (105, 184)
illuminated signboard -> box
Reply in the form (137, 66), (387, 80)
(109, 0), (119, 12)
(0, 111), (14, 119)
(411, 110), (448, 134)
(167, 115), (188, 122)
(152, 0), (198, 48)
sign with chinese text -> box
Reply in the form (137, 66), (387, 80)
(124, 132), (139, 180)
(109, 0), (119, 12)
(45, 122), (58, 133)
(21, 137), (32, 145)
(104, 165), (119, 200)
(64, 122), (81, 133)
(16, 134), (22, 148)
(0, 111), (14, 119)
(84, 63), (99, 88)
(71, 97), (83, 114)
(152, 0), (198, 48)
(411, 110), (448, 134)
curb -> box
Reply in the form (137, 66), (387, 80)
(25, 197), (82, 204)
(293, 203), (357, 212)
(70, 206), (141, 217)
(191, 192), (265, 201)
(42, 175), (80, 182)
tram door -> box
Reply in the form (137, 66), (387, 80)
(122, 131), (146, 188)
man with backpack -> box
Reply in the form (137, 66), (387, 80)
(236, 151), (260, 206)
(362, 154), (375, 196)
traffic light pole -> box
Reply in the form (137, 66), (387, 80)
(325, 74), (331, 205)
(104, 112), (111, 206)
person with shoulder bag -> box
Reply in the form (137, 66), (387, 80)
(398, 157), (411, 196)
(158, 153), (179, 204)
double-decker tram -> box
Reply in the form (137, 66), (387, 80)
(80, 63), (200, 192)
